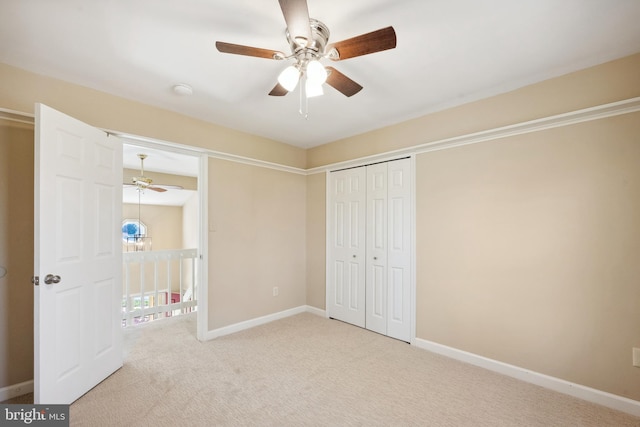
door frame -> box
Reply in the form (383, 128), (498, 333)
(325, 154), (417, 344)
(117, 135), (209, 341)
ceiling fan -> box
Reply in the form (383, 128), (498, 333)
(215, 0), (397, 98)
(124, 154), (182, 193)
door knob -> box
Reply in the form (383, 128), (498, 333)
(44, 274), (61, 285)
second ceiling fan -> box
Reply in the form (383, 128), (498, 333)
(125, 154), (183, 193)
(216, 0), (397, 98)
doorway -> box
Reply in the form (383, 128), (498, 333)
(120, 142), (206, 336)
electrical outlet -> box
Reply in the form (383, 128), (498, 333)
(633, 348), (640, 368)
(273, 287), (279, 297)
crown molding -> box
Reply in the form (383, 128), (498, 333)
(0, 108), (34, 125)
(3, 96), (640, 176)
(111, 131), (307, 176)
(306, 96), (640, 174)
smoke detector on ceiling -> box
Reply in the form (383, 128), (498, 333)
(172, 83), (193, 96)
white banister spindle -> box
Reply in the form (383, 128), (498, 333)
(191, 256), (196, 312)
(179, 253), (184, 314)
(167, 256), (172, 316)
(139, 256), (145, 323)
(153, 254), (159, 321)
(125, 260), (131, 326)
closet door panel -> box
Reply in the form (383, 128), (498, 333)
(390, 267), (405, 321)
(327, 168), (366, 327)
(386, 158), (412, 341)
(366, 163), (388, 335)
(333, 260), (344, 306)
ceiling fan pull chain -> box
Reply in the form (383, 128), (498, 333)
(298, 78), (303, 117)
(299, 75), (310, 120)
(298, 77), (306, 119)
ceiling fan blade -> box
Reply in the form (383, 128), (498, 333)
(156, 184), (184, 190)
(269, 83), (289, 96)
(216, 41), (285, 60)
(327, 26), (397, 61)
(278, 0), (312, 47)
(325, 67), (363, 97)
(147, 186), (167, 193)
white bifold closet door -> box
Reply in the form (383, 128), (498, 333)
(328, 158), (412, 342)
(327, 166), (367, 328)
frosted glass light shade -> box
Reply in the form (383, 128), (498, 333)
(305, 79), (324, 98)
(278, 65), (300, 91)
(306, 60), (327, 84)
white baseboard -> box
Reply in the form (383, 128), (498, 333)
(203, 305), (323, 341)
(414, 338), (640, 418)
(304, 305), (326, 317)
(0, 380), (33, 402)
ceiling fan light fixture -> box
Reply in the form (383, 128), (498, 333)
(305, 79), (324, 98)
(306, 59), (327, 84)
(277, 65), (301, 92)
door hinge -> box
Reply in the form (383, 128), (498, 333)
(31, 276), (39, 286)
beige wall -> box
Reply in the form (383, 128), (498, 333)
(122, 204), (183, 252)
(305, 173), (326, 309)
(416, 112), (640, 400)
(0, 122), (34, 389)
(208, 158), (306, 330)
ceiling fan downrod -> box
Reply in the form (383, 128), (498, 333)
(133, 153), (152, 191)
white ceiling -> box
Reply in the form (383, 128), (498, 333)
(1, 1), (640, 149)
(122, 143), (198, 176)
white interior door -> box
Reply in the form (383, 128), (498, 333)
(327, 167), (366, 327)
(34, 104), (123, 404)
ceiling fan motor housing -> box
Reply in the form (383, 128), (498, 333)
(286, 18), (330, 61)
(133, 176), (152, 186)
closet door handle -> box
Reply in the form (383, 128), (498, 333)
(373, 257), (378, 260)
(352, 255), (356, 258)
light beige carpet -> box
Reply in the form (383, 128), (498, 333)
(62, 313), (640, 425)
